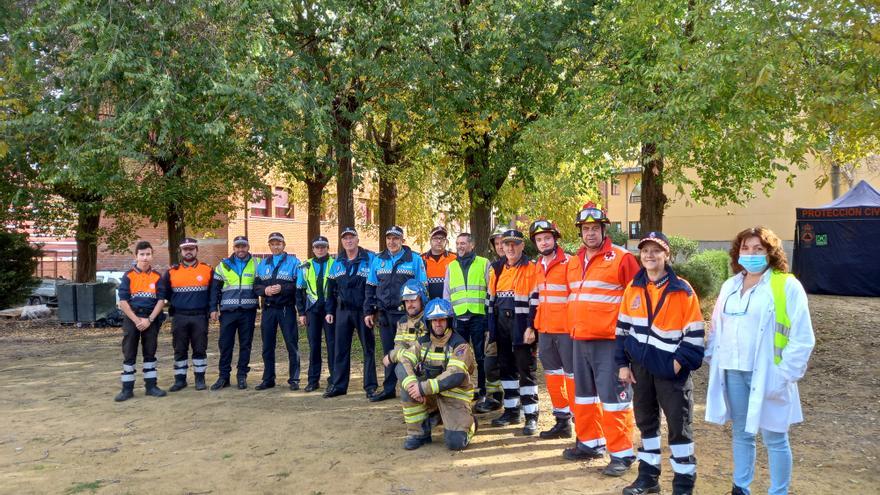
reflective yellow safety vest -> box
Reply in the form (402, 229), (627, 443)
(216, 257), (258, 310)
(770, 271), (794, 365)
(447, 256), (489, 316)
(303, 257), (335, 306)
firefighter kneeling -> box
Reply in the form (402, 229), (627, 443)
(397, 298), (478, 451)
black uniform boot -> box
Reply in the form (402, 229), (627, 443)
(144, 378), (167, 397)
(169, 375), (187, 392)
(623, 463), (662, 495)
(522, 414), (539, 436)
(114, 381), (134, 402)
(194, 372), (207, 390)
(491, 408), (523, 427)
(474, 395), (503, 414)
(622, 475), (661, 495)
(672, 472), (696, 495)
(539, 416), (572, 439)
(236, 375), (247, 390)
(211, 376), (230, 391)
(403, 419), (433, 450)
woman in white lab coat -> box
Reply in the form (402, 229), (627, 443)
(704, 227), (815, 495)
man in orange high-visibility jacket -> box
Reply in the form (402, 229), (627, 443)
(421, 226), (457, 300)
(527, 220), (574, 440)
(487, 229), (539, 436)
(564, 203), (640, 477)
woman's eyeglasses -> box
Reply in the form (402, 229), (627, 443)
(722, 287), (754, 316)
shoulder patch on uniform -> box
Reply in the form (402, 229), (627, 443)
(455, 346), (466, 357)
(630, 295), (641, 310)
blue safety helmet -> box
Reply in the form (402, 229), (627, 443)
(400, 279), (428, 305)
(423, 298), (455, 323)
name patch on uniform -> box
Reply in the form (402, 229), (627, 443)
(196, 275), (203, 281)
(630, 295), (641, 310)
(149, 283), (156, 289)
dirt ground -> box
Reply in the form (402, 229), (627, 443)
(0, 294), (877, 495)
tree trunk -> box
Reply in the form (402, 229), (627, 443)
(830, 162), (841, 199)
(639, 142), (667, 234)
(335, 144), (354, 254)
(305, 179), (325, 259)
(469, 192), (492, 258)
(378, 175), (397, 252)
(74, 203), (101, 283)
(334, 94), (358, 254)
(465, 146), (494, 258)
(166, 202), (185, 266)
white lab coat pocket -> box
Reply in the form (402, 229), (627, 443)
(764, 367), (791, 402)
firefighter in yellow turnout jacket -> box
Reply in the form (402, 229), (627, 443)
(384, 280), (428, 369)
(397, 298), (477, 451)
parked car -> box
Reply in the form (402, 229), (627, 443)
(29, 278), (63, 307)
(96, 271), (126, 303)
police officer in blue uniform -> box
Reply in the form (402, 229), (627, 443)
(323, 227), (377, 398)
(254, 232), (301, 391)
(364, 225), (428, 402)
(209, 235), (259, 391)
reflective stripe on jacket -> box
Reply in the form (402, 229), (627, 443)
(534, 247), (570, 334)
(211, 256), (258, 311)
(615, 266), (705, 380)
(567, 238), (639, 340)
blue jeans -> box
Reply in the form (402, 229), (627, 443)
(725, 370), (792, 495)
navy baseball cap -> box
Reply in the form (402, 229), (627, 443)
(268, 232), (285, 242)
(233, 236), (249, 247)
(340, 227), (358, 237)
(179, 237), (198, 248)
(312, 236), (330, 247)
(638, 231), (671, 253)
(501, 229), (525, 244)
(385, 225), (404, 238)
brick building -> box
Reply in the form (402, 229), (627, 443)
(93, 184), (382, 272)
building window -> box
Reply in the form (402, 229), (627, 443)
(629, 182), (641, 203)
(274, 187), (293, 219)
(249, 194), (270, 217)
(611, 179), (620, 196)
(363, 201), (373, 225)
(611, 221), (622, 233)
(629, 221), (641, 240)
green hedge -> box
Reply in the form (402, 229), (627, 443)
(674, 249), (731, 301)
(0, 230), (41, 309)
(668, 235), (698, 262)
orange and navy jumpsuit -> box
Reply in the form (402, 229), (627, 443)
(159, 261), (213, 380)
(118, 266), (167, 386)
(487, 255), (539, 418)
(533, 246), (574, 421)
(615, 266), (704, 490)
(422, 250), (457, 300)
(567, 238), (639, 459)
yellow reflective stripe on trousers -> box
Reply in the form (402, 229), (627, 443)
(403, 404), (428, 423)
(440, 387), (474, 402)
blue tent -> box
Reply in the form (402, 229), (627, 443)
(793, 180), (880, 296)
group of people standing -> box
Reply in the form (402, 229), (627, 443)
(113, 205), (815, 495)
